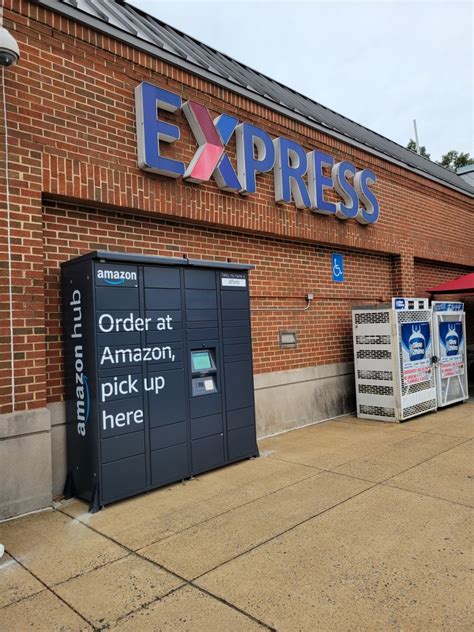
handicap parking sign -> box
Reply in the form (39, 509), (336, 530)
(331, 253), (344, 283)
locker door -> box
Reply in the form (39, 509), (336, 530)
(185, 269), (225, 474)
(95, 264), (147, 504)
(144, 266), (190, 487)
(220, 272), (258, 460)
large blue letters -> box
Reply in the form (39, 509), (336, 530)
(307, 150), (336, 215)
(355, 169), (379, 224)
(135, 82), (185, 178)
(332, 161), (358, 219)
(236, 123), (275, 194)
(274, 138), (311, 209)
(134, 82), (380, 224)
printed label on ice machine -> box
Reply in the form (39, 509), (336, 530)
(401, 322), (432, 385)
(439, 321), (464, 378)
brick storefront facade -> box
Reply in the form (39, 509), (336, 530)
(1, 0), (472, 518)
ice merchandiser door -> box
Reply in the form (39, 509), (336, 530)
(394, 298), (437, 420)
(432, 301), (469, 407)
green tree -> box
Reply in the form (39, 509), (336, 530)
(406, 139), (474, 172)
(439, 150), (474, 171)
(406, 138), (430, 159)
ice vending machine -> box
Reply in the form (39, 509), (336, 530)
(62, 251), (259, 511)
(352, 298), (437, 422)
(432, 301), (469, 407)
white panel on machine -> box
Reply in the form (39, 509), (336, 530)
(353, 299), (437, 422)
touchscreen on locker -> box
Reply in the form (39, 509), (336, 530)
(191, 350), (214, 372)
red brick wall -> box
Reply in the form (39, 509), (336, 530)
(414, 259), (472, 296)
(0, 0), (473, 412)
(43, 202), (394, 403)
(414, 259), (474, 346)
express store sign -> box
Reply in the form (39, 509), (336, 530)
(135, 81), (379, 224)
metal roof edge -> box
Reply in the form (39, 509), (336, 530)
(60, 250), (188, 266)
(187, 258), (254, 270)
(33, 0), (474, 199)
(457, 164), (474, 175)
(61, 250), (255, 269)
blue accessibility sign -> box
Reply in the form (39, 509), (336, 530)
(331, 253), (344, 283)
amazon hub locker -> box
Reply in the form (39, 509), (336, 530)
(62, 251), (258, 510)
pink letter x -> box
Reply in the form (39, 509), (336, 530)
(182, 101), (225, 183)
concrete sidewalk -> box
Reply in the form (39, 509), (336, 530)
(1, 403), (472, 631)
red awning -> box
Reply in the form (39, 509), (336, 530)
(427, 272), (474, 294)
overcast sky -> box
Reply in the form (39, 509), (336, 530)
(129, 0), (473, 160)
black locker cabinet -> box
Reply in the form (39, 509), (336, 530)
(61, 251), (259, 511)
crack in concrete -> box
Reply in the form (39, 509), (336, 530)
(0, 554), (95, 629)
(379, 482), (474, 509)
(189, 482), (379, 584)
(262, 434), (472, 488)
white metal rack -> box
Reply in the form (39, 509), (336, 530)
(352, 298), (437, 422)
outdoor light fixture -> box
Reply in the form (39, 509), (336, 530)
(0, 26), (20, 67)
(280, 330), (298, 349)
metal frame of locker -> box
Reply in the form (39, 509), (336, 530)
(432, 301), (469, 407)
(61, 251), (259, 511)
(352, 298), (438, 422)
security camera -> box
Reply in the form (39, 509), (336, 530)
(0, 27), (20, 67)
